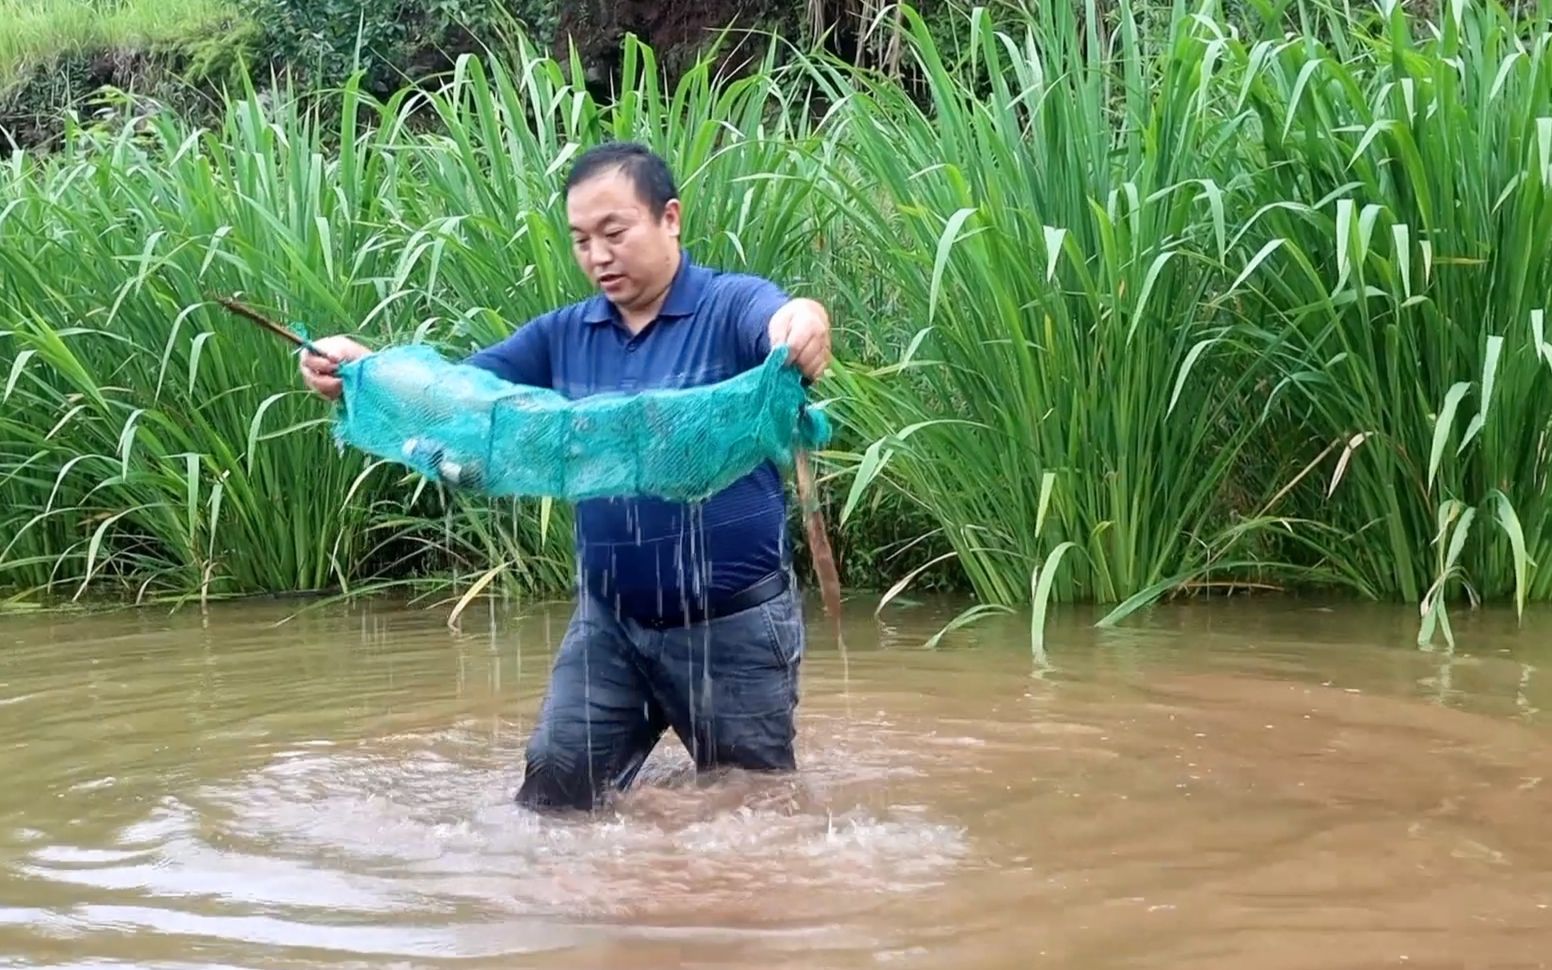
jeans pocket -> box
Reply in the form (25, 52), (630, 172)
(759, 591), (805, 668)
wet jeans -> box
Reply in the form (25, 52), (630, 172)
(514, 580), (805, 812)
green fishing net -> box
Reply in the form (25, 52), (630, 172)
(328, 342), (831, 502)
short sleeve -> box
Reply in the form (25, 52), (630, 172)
(463, 311), (556, 389)
(730, 275), (791, 370)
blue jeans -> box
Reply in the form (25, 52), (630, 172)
(514, 580), (805, 812)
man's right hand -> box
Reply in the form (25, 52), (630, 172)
(299, 335), (372, 401)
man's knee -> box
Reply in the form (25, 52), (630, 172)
(700, 709), (796, 772)
(517, 713), (665, 811)
(513, 604), (652, 813)
(515, 722), (599, 812)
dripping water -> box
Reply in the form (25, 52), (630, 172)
(577, 526), (595, 803)
(693, 500), (713, 757)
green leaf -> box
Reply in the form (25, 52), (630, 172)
(1428, 382), (1472, 490)
(1030, 541), (1078, 658)
(1490, 490), (1530, 621)
(1457, 335), (1504, 455)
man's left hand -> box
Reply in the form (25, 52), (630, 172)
(768, 298), (832, 381)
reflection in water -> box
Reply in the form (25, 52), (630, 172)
(1, 595), (1550, 968)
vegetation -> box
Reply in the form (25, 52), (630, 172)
(0, 0), (235, 84)
(815, 0), (1552, 646)
(3, 0), (1551, 649)
(815, 2), (1297, 623)
(2, 0), (240, 153)
(1230, 0), (1552, 645)
(1, 0), (547, 156)
(0, 33), (834, 610)
(0, 0), (832, 154)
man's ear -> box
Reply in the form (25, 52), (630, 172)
(663, 198), (682, 237)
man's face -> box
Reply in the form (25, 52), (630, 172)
(566, 168), (681, 312)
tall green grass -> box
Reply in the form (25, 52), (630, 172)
(4, 0), (1552, 648)
(1225, 0), (1552, 642)
(806, 0), (1318, 632)
(805, 0), (1552, 642)
(0, 32), (834, 605)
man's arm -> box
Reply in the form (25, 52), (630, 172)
(463, 311), (556, 388)
(733, 278), (832, 381)
(298, 312), (559, 400)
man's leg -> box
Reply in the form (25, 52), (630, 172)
(647, 583), (805, 773)
(515, 599), (667, 812)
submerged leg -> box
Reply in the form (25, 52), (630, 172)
(515, 601), (666, 812)
(649, 584), (805, 774)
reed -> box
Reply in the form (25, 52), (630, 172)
(797, 0), (1552, 645)
(801, 0), (1319, 640)
(5, 0), (1552, 651)
(0, 32), (833, 605)
(1224, 0), (1552, 642)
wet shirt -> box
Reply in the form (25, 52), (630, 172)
(464, 252), (791, 622)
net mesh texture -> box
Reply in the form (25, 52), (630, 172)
(330, 341), (832, 502)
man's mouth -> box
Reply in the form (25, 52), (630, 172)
(599, 273), (624, 287)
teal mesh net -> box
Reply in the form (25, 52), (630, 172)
(329, 342), (831, 502)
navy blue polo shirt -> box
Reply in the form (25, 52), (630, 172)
(464, 251), (793, 622)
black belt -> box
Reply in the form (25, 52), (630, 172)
(633, 569), (790, 630)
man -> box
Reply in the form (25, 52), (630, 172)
(298, 141), (833, 812)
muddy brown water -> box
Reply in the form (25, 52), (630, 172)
(1, 594), (1550, 969)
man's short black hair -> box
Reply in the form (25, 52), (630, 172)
(564, 141), (679, 219)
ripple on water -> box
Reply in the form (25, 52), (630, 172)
(15, 719), (971, 956)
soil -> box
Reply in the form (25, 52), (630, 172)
(553, 0), (798, 92)
(0, 48), (192, 153)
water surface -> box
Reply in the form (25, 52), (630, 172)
(1, 594), (1549, 968)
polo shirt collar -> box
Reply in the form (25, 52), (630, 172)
(582, 249), (706, 326)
